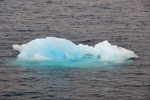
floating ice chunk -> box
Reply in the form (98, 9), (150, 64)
(13, 37), (138, 62)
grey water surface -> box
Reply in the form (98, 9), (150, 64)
(0, 0), (150, 100)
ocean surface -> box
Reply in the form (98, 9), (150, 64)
(0, 0), (150, 99)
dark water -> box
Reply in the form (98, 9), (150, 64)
(0, 0), (150, 99)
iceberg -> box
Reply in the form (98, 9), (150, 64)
(13, 37), (138, 63)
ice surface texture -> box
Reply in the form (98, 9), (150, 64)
(13, 37), (138, 63)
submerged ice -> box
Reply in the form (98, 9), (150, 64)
(13, 37), (138, 63)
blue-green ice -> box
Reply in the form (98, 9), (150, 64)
(13, 37), (138, 67)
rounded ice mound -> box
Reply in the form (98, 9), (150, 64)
(13, 37), (138, 62)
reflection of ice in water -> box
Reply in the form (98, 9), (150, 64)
(13, 37), (138, 63)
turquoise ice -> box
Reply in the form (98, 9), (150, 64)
(13, 37), (138, 64)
